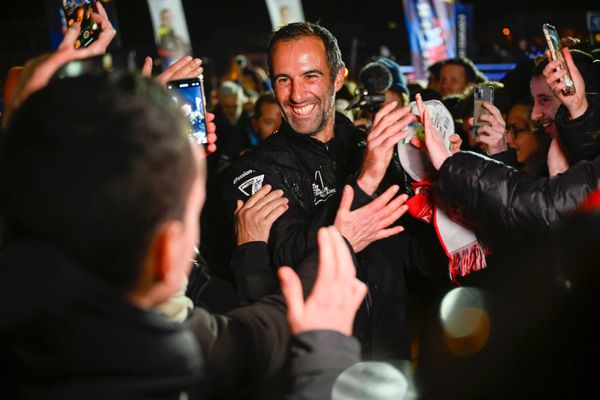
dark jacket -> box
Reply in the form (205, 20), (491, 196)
(435, 151), (600, 234)
(0, 240), (203, 400)
(224, 113), (447, 360)
(555, 93), (600, 163)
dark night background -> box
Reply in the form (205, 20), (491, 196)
(0, 0), (594, 87)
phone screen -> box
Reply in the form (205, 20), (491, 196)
(62, 0), (100, 48)
(167, 78), (208, 145)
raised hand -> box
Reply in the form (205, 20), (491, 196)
(278, 226), (368, 336)
(334, 184), (408, 252)
(357, 101), (416, 196)
(469, 102), (508, 155)
(543, 47), (588, 119)
(235, 185), (289, 245)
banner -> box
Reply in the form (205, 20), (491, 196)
(265, 0), (305, 31)
(147, 0), (192, 69)
(402, 0), (456, 80)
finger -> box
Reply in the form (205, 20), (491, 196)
(94, 0), (109, 18)
(256, 195), (288, 216)
(244, 184), (273, 208)
(141, 56), (153, 78)
(170, 58), (203, 81)
(349, 280), (368, 311)
(329, 226), (354, 281)
(366, 184), (400, 211)
(371, 100), (398, 128)
(415, 93), (426, 117)
(377, 202), (409, 229)
(561, 47), (581, 83)
(481, 102), (504, 126)
(235, 199), (244, 214)
(369, 105), (412, 141)
(59, 22), (81, 50)
(278, 266), (305, 327)
(77, 12), (116, 58)
(337, 185), (354, 215)
(265, 203), (289, 224)
(372, 225), (405, 242)
(156, 56), (193, 83)
(315, 227), (336, 287)
(368, 112), (415, 147)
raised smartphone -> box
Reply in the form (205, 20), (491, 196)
(167, 77), (208, 145)
(62, 0), (101, 49)
(542, 23), (576, 95)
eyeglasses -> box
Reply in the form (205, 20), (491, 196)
(506, 124), (530, 137)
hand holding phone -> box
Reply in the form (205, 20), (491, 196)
(473, 85), (494, 129)
(167, 78), (208, 144)
(62, 0), (102, 49)
(543, 23), (576, 95)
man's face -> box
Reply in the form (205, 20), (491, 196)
(271, 36), (343, 141)
(530, 76), (561, 136)
(440, 64), (468, 97)
(254, 101), (282, 141)
(219, 95), (242, 123)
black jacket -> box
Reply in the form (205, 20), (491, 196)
(436, 151), (600, 234)
(224, 113), (447, 360)
(0, 240), (203, 400)
(555, 93), (600, 163)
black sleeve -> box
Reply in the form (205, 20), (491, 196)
(555, 94), (600, 163)
(435, 151), (599, 234)
(287, 331), (361, 400)
(232, 241), (277, 302)
(189, 294), (290, 398)
(490, 148), (518, 168)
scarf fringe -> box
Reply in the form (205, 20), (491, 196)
(449, 242), (488, 282)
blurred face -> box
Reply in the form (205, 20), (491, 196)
(160, 10), (172, 27)
(271, 36), (344, 142)
(530, 76), (561, 136)
(506, 104), (539, 164)
(440, 64), (468, 97)
(254, 101), (282, 141)
(219, 95), (242, 123)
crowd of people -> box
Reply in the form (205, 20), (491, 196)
(1, 3), (600, 399)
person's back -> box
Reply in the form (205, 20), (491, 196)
(0, 73), (204, 399)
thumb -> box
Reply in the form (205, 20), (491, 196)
(141, 56), (153, 78)
(235, 199), (244, 213)
(278, 267), (304, 329)
(59, 22), (81, 50)
(337, 185), (354, 215)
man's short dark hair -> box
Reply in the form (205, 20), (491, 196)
(443, 57), (487, 84)
(253, 92), (278, 119)
(267, 22), (344, 81)
(0, 73), (196, 291)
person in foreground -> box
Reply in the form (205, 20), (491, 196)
(0, 71), (367, 399)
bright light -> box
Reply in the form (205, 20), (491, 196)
(502, 27), (511, 36)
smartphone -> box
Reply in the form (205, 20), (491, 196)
(167, 78), (208, 145)
(473, 86), (494, 128)
(62, 0), (101, 49)
(542, 23), (576, 95)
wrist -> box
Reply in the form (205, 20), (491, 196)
(567, 98), (588, 120)
(356, 174), (378, 196)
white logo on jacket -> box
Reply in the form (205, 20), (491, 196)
(238, 175), (265, 197)
(312, 170), (336, 205)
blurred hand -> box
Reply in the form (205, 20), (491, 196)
(2, 3), (115, 127)
(278, 226), (368, 336)
(469, 102), (508, 155)
(543, 47), (588, 119)
(334, 185), (408, 252)
(142, 55), (203, 85)
(411, 93), (452, 170)
(204, 111), (217, 155)
(547, 136), (570, 176)
(449, 133), (462, 154)
(357, 101), (415, 196)
(235, 184), (289, 245)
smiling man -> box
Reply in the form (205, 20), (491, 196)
(224, 22), (444, 361)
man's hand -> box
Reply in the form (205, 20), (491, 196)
(469, 102), (508, 155)
(357, 101), (416, 196)
(334, 185), (408, 252)
(278, 226), (368, 336)
(411, 93), (452, 170)
(543, 47), (588, 120)
(235, 184), (289, 245)
(141, 55), (203, 85)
